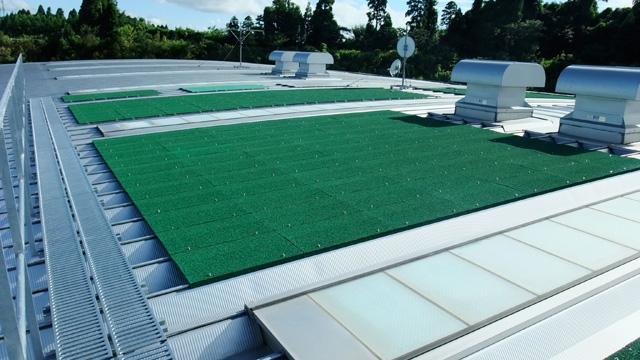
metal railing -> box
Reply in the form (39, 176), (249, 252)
(0, 55), (44, 360)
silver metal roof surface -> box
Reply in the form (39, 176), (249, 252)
(1, 58), (640, 360)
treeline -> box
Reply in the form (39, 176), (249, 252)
(1, 0), (639, 91)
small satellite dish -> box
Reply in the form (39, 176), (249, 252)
(397, 36), (416, 59)
(389, 59), (402, 77)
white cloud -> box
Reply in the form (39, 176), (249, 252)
(155, 0), (271, 15)
(146, 16), (166, 26)
(387, 5), (409, 28)
(333, 0), (369, 28)
(5, 0), (32, 12)
(598, 0), (634, 10)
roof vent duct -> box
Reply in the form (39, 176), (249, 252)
(294, 52), (334, 78)
(556, 65), (640, 144)
(269, 50), (299, 76)
(451, 60), (545, 121)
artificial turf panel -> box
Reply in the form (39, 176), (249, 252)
(93, 110), (640, 287)
(181, 85), (269, 93)
(62, 90), (160, 103)
(69, 88), (430, 124)
(426, 87), (573, 99)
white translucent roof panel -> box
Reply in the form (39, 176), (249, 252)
(451, 235), (590, 295)
(590, 197), (640, 223)
(552, 208), (640, 250)
(505, 220), (636, 271)
(387, 252), (535, 325)
(254, 296), (377, 360)
(625, 191), (640, 202)
(309, 273), (466, 359)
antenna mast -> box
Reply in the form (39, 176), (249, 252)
(227, 19), (263, 68)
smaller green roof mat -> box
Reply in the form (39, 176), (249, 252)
(181, 85), (269, 93)
(69, 88), (431, 124)
(94, 111), (640, 287)
(426, 87), (573, 99)
(62, 90), (161, 103)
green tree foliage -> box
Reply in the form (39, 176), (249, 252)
(441, 1), (461, 29)
(406, 0), (439, 49)
(263, 0), (304, 48)
(367, 0), (389, 30)
(308, 0), (340, 49)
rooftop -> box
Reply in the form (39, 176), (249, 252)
(1, 58), (640, 360)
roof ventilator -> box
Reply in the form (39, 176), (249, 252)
(294, 52), (334, 78)
(556, 65), (640, 144)
(451, 59), (546, 121)
(269, 51), (299, 76)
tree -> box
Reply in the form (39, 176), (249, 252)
(78, 0), (103, 28)
(36, 5), (46, 16)
(367, 0), (388, 30)
(308, 0), (340, 49)
(68, 9), (78, 22)
(262, 0), (304, 48)
(242, 16), (254, 30)
(406, 0), (439, 48)
(441, 1), (460, 29)
(56, 8), (65, 18)
(523, 0), (542, 20)
(302, 2), (313, 43)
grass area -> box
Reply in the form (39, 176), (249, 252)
(426, 87), (573, 99)
(62, 90), (160, 103)
(181, 85), (270, 93)
(607, 338), (640, 360)
(94, 111), (640, 287)
(69, 88), (430, 124)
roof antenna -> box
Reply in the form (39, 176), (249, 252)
(396, 24), (416, 90)
(227, 18), (263, 69)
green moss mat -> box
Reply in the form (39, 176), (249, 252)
(94, 111), (640, 287)
(62, 90), (160, 103)
(426, 87), (573, 99)
(181, 85), (269, 93)
(69, 88), (430, 124)
(607, 338), (640, 360)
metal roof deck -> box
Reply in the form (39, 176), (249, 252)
(1, 58), (640, 360)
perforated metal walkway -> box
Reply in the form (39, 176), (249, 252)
(32, 97), (173, 359)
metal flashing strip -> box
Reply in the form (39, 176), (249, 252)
(39, 97), (173, 359)
(97, 98), (456, 138)
(31, 98), (112, 360)
(151, 170), (640, 335)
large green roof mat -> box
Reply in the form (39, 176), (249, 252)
(94, 111), (640, 287)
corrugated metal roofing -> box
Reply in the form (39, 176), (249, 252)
(1, 58), (639, 360)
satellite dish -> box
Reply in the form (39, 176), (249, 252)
(389, 59), (402, 77)
(397, 36), (416, 59)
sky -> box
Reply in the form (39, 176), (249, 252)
(4, 0), (634, 31)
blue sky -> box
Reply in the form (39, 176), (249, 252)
(6, 0), (633, 31)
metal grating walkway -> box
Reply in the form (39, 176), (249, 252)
(31, 99), (112, 359)
(36, 97), (173, 359)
